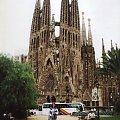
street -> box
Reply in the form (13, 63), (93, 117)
(27, 115), (79, 120)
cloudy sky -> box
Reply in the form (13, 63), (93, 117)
(0, 0), (120, 60)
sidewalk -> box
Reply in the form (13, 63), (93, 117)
(27, 115), (78, 120)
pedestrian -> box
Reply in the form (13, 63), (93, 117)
(57, 105), (60, 115)
(87, 110), (96, 120)
(48, 102), (58, 120)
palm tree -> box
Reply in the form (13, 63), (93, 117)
(103, 47), (120, 88)
(103, 47), (120, 77)
(94, 46), (120, 112)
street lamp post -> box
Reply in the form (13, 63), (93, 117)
(96, 81), (100, 120)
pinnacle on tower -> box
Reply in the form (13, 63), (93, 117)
(102, 38), (105, 56)
(50, 14), (55, 32)
(111, 40), (114, 51)
(35, 0), (41, 8)
(52, 14), (55, 23)
(102, 38), (106, 64)
(31, 0), (41, 33)
(60, 0), (70, 24)
(70, 0), (80, 49)
(82, 12), (87, 45)
(71, 0), (80, 29)
(88, 18), (93, 46)
(42, 0), (51, 26)
(115, 43), (118, 49)
(110, 40), (115, 55)
(40, 0), (51, 47)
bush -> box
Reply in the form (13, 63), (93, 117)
(114, 99), (120, 114)
(14, 109), (28, 119)
(72, 111), (88, 116)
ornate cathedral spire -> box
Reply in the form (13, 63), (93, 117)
(42, 0), (51, 26)
(102, 38), (105, 56)
(82, 12), (87, 45)
(35, 0), (41, 8)
(88, 18), (93, 46)
(111, 40), (114, 51)
(60, 0), (70, 24)
(110, 40), (115, 55)
(60, 0), (70, 46)
(111, 40), (113, 48)
(102, 38), (106, 64)
(70, 0), (80, 48)
(71, 0), (80, 30)
(31, 0), (41, 33)
(40, 0), (51, 47)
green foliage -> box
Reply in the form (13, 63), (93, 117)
(102, 47), (120, 76)
(95, 47), (120, 80)
(95, 67), (108, 76)
(100, 116), (120, 120)
(0, 54), (37, 116)
(114, 98), (120, 114)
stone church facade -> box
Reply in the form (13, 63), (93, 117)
(28, 0), (118, 108)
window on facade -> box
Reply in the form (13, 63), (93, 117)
(96, 101), (99, 106)
(63, 28), (64, 35)
(87, 101), (90, 106)
(92, 101), (95, 106)
(42, 31), (43, 38)
(63, 37), (64, 42)
(31, 39), (33, 44)
(33, 38), (36, 49)
(44, 30), (46, 38)
(68, 32), (70, 44)
(75, 75), (77, 82)
(83, 101), (90, 106)
(37, 37), (39, 48)
(65, 30), (67, 37)
(77, 65), (79, 72)
(40, 47), (43, 52)
(76, 34), (77, 48)
(73, 33), (75, 47)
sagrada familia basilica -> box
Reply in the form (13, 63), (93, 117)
(28, 0), (119, 109)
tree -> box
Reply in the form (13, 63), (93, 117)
(0, 54), (37, 119)
(96, 47), (120, 82)
(114, 97), (120, 114)
(103, 47), (120, 89)
(103, 47), (120, 76)
(102, 47), (120, 113)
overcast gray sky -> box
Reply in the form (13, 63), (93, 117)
(0, 0), (120, 60)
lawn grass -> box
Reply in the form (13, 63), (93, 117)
(100, 116), (120, 120)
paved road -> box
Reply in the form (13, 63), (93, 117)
(28, 115), (79, 120)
